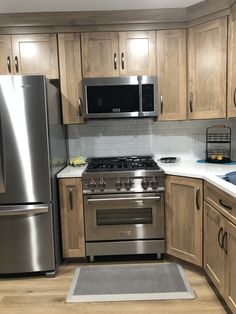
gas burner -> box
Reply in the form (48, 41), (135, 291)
(86, 155), (160, 172)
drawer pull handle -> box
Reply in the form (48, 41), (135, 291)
(219, 199), (232, 211)
(218, 227), (223, 248)
(7, 56), (11, 73)
(114, 53), (117, 70)
(69, 188), (73, 210)
(234, 87), (236, 107)
(189, 93), (193, 113)
(160, 95), (163, 114)
(222, 231), (228, 254)
(196, 188), (200, 210)
(121, 52), (124, 70)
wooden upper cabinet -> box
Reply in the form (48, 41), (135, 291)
(11, 34), (59, 79)
(188, 17), (227, 119)
(165, 175), (203, 266)
(156, 29), (186, 121)
(81, 31), (156, 77)
(228, 3), (236, 117)
(81, 32), (119, 77)
(58, 33), (84, 124)
(0, 35), (12, 74)
(119, 31), (156, 76)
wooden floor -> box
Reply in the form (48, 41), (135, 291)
(0, 260), (227, 314)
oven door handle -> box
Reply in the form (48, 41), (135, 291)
(87, 196), (161, 202)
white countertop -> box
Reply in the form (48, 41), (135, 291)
(57, 160), (236, 198)
(57, 165), (87, 178)
(158, 160), (236, 198)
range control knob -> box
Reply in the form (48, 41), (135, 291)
(124, 179), (132, 190)
(89, 180), (97, 190)
(115, 179), (123, 190)
(151, 177), (159, 190)
(141, 178), (149, 190)
(99, 179), (106, 190)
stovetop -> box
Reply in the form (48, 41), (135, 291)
(86, 156), (160, 172)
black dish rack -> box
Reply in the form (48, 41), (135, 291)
(205, 125), (231, 163)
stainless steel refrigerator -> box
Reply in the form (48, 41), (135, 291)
(0, 75), (67, 276)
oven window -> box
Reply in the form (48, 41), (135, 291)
(96, 208), (153, 226)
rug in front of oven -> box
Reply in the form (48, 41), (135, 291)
(66, 262), (195, 302)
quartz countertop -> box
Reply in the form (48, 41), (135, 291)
(57, 165), (87, 178)
(57, 160), (236, 198)
(158, 160), (236, 198)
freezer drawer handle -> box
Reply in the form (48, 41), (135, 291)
(0, 206), (49, 216)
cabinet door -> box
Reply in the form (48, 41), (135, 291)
(204, 202), (225, 293)
(188, 17), (227, 119)
(228, 3), (236, 117)
(0, 35), (13, 74)
(59, 178), (85, 258)
(156, 29), (186, 121)
(58, 33), (84, 124)
(119, 31), (156, 76)
(224, 219), (236, 313)
(81, 32), (119, 77)
(11, 34), (59, 78)
(165, 175), (203, 266)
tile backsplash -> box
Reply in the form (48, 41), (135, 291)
(68, 118), (236, 161)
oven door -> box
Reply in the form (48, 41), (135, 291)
(84, 192), (164, 241)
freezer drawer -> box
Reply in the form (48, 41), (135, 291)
(0, 204), (55, 274)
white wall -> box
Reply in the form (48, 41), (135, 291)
(68, 118), (236, 161)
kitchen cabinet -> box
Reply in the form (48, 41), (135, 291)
(0, 34), (58, 79)
(165, 175), (203, 266)
(81, 31), (156, 77)
(58, 33), (84, 124)
(59, 178), (85, 258)
(188, 17), (227, 119)
(204, 181), (236, 314)
(228, 2), (236, 117)
(156, 29), (186, 121)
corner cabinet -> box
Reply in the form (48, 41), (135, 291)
(165, 175), (203, 266)
(188, 17), (227, 119)
(156, 29), (186, 121)
(204, 181), (236, 314)
(58, 33), (84, 124)
(59, 178), (85, 258)
(81, 31), (156, 77)
(0, 34), (59, 79)
(228, 2), (236, 117)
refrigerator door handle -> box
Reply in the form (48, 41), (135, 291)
(0, 111), (6, 193)
(0, 205), (49, 216)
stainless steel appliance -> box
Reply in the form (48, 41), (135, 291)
(82, 76), (157, 119)
(82, 156), (165, 261)
(0, 75), (66, 276)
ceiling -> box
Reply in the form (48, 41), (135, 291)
(0, 0), (204, 14)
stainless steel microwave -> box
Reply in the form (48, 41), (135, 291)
(82, 76), (157, 119)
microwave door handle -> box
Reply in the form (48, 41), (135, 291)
(138, 76), (142, 116)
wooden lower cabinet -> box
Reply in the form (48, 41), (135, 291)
(204, 201), (236, 314)
(59, 178), (85, 258)
(165, 175), (203, 266)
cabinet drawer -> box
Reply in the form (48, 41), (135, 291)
(204, 181), (236, 225)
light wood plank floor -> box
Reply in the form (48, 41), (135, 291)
(0, 261), (227, 314)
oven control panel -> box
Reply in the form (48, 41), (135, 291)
(83, 176), (164, 194)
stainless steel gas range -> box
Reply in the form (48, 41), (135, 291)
(82, 156), (165, 261)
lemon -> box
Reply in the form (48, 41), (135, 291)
(210, 154), (216, 160)
(217, 155), (223, 161)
